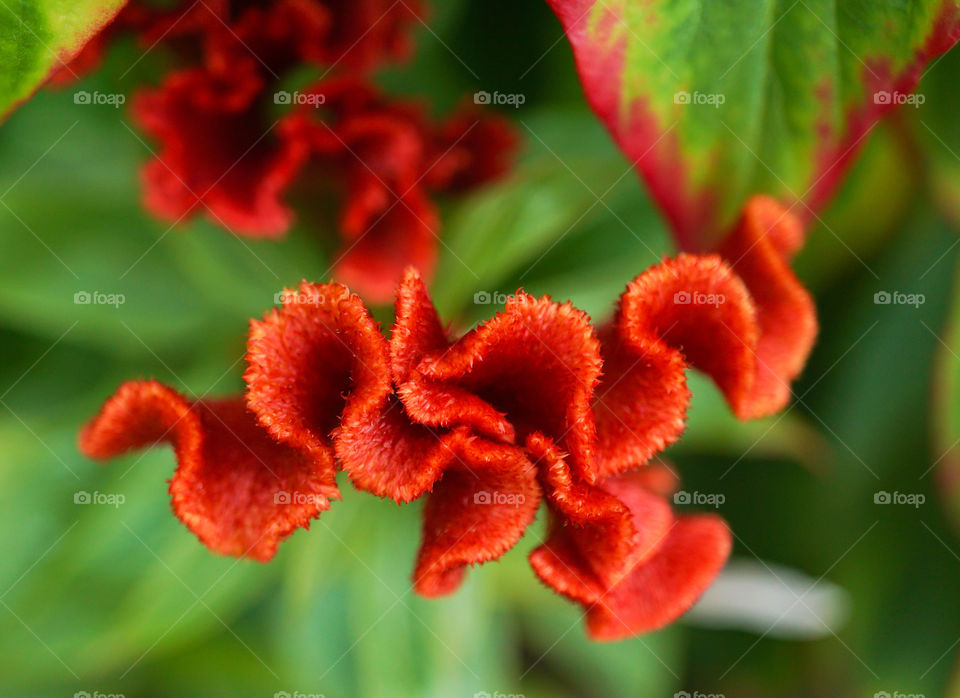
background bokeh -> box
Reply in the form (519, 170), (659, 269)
(2, 1), (960, 696)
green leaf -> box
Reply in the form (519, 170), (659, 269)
(546, 0), (960, 244)
(933, 256), (960, 525)
(0, 0), (126, 118)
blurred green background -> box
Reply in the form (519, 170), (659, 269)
(3, 1), (960, 696)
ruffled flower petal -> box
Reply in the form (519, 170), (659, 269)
(78, 381), (334, 561)
(408, 293), (603, 479)
(389, 267), (450, 383)
(244, 281), (392, 461)
(528, 435), (657, 602)
(592, 323), (691, 479)
(716, 195), (817, 418)
(133, 66), (308, 237)
(414, 430), (541, 597)
(593, 253), (757, 475)
(585, 513), (731, 640)
(529, 435), (731, 639)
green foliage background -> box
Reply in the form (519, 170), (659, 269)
(2, 1), (960, 696)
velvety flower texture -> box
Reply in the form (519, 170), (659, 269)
(55, 0), (517, 301)
(80, 196), (815, 640)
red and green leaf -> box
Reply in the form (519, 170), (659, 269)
(0, 0), (126, 119)
(547, 0), (960, 247)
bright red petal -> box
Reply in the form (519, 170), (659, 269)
(390, 267), (450, 384)
(414, 430), (542, 597)
(336, 395), (448, 502)
(529, 438), (731, 639)
(245, 281), (391, 465)
(586, 514), (731, 640)
(716, 196), (818, 418)
(78, 381), (334, 561)
(592, 324), (691, 478)
(408, 294), (603, 479)
(528, 434), (667, 602)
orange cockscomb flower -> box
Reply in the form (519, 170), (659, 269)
(80, 198), (814, 640)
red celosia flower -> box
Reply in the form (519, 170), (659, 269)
(132, 65), (309, 236)
(53, 0), (516, 297)
(80, 197), (812, 638)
